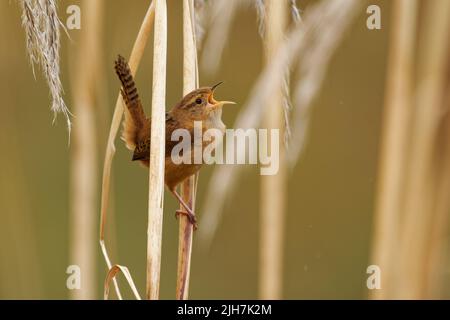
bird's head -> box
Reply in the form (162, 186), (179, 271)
(173, 82), (235, 122)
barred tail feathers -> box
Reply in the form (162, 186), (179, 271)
(114, 55), (147, 150)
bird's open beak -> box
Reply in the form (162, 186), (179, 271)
(209, 82), (236, 109)
(211, 82), (223, 91)
(209, 94), (236, 110)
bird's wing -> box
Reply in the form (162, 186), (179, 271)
(132, 113), (195, 161)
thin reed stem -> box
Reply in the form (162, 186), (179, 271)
(99, 1), (155, 300)
(398, 0), (450, 299)
(370, 0), (418, 300)
(176, 0), (198, 300)
(146, 0), (167, 300)
(69, 0), (104, 299)
(425, 85), (450, 297)
(259, 0), (287, 300)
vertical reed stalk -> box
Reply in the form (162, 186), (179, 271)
(69, 0), (104, 299)
(398, 0), (450, 299)
(425, 91), (450, 297)
(146, 0), (167, 300)
(259, 0), (287, 299)
(370, 0), (418, 300)
(176, 0), (198, 300)
(99, 1), (155, 299)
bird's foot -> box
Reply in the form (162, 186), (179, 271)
(175, 210), (198, 230)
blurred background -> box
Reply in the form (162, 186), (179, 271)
(0, 0), (448, 300)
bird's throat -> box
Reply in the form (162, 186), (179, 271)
(206, 109), (226, 134)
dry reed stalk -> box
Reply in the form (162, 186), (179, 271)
(176, 0), (199, 300)
(369, 0), (418, 300)
(398, 0), (450, 299)
(100, 1), (155, 300)
(20, 0), (71, 133)
(259, 0), (287, 300)
(199, 0), (361, 246)
(104, 265), (141, 300)
(425, 85), (450, 297)
(69, 0), (104, 300)
(146, 0), (167, 300)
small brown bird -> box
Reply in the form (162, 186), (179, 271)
(114, 55), (234, 228)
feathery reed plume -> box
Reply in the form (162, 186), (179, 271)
(146, 0), (167, 300)
(69, 0), (104, 300)
(281, 0), (301, 147)
(257, 0), (301, 148)
(199, 0), (362, 245)
(259, 0), (287, 300)
(289, 0), (301, 23)
(194, 0), (207, 50)
(176, 0), (199, 300)
(281, 71), (293, 147)
(20, 0), (71, 132)
(370, 0), (418, 300)
(288, 0), (361, 166)
(100, 1), (155, 300)
(397, 0), (450, 299)
(255, 0), (266, 38)
(200, 0), (241, 74)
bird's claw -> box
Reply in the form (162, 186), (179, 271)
(175, 210), (198, 230)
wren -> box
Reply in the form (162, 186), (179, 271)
(114, 55), (234, 229)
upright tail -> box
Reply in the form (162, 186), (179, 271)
(114, 55), (147, 150)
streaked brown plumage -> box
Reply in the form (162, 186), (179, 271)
(114, 55), (234, 228)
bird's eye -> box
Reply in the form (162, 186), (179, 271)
(195, 98), (203, 105)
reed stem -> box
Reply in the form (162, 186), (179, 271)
(176, 0), (198, 300)
(99, 1), (155, 300)
(425, 85), (450, 297)
(259, 0), (287, 300)
(146, 0), (167, 300)
(69, 0), (103, 299)
(370, 0), (418, 300)
(398, 0), (450, 298)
